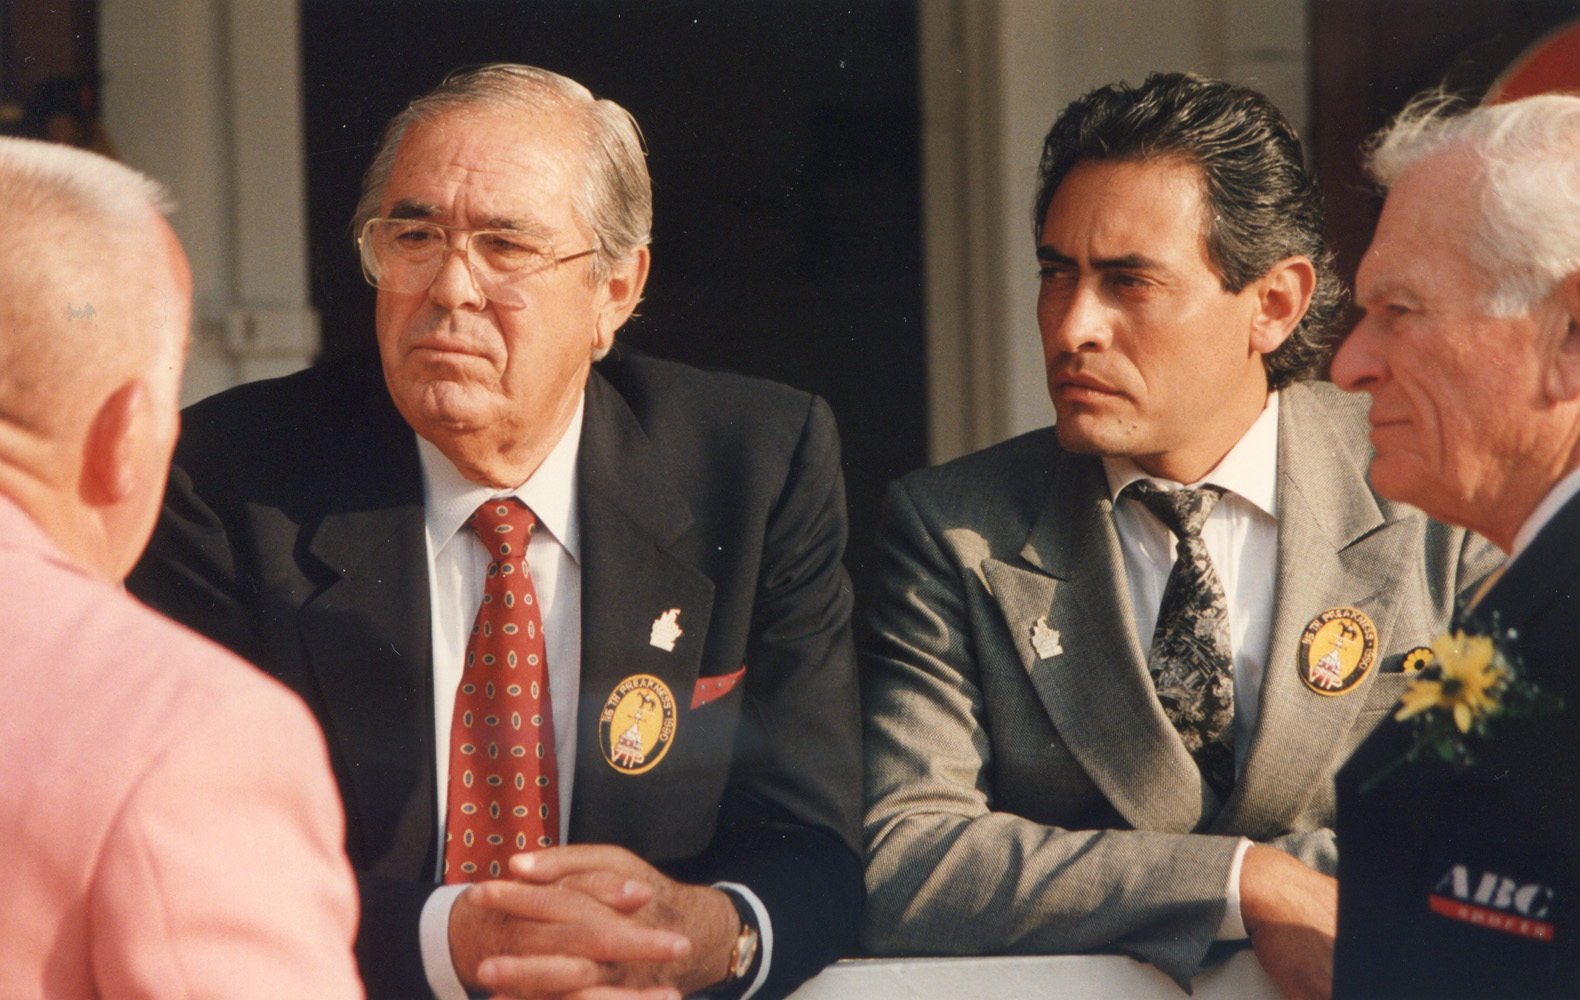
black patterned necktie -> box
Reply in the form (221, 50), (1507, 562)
(1124, 480), (1236, 800)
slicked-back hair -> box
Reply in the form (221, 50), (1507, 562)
(352, 63), (652, 288)
(1033, 72), (1343, 389)
(1366, 91), (1580, 318)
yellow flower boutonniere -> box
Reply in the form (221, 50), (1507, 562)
(1394, 631), (1505, 733)
(1362, 617), (1562, 794)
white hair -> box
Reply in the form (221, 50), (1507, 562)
(1366, 92), (1580, 317)
(0, 135), (173, 232)
(0, 138), (177, 435)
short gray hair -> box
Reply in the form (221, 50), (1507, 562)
(0, 137), (177, 434)
(1366, 91), (1580, 317)
(352, 63), (652, 285)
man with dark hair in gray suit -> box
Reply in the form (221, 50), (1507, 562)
(861, 73), (1498, 1000)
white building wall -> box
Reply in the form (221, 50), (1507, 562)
(99, 0), (318, 405)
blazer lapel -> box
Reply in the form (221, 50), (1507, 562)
(1219, 383), (1411, 837)
(1474, 491), (1580, 638)
(298, 399), (436, 878)
(982, 449), (1216, 833)
(568, 370), (717, 853)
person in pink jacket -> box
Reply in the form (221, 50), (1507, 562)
(0, 136), (364, 1000)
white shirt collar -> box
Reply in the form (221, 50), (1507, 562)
(1102, 391), (1279, 517)
(1510, 461), (1580, 561)
(416, 395), (584, 564)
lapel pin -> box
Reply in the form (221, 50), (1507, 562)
(1401, 645), (1433, 672)
(649, 608), (683, 652)
(1298, 606), (1378, 695)
(1031, 616), (1064, 659)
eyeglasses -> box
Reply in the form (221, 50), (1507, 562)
(357, 217), (599, 307)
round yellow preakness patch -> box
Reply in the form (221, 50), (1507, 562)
(599, 674), (677, 774)
(1298, 607), (1379, 696)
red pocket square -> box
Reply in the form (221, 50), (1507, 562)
(691, 664), (746, 709)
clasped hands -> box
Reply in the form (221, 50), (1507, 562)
(450, 844), (742, 1000)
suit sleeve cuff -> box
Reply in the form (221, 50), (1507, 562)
(713, 881), (772, 1000)
(1215, 837), (1253, 940)
(421, 883), (471, 1000)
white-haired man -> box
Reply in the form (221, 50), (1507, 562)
(129, 64), (861, 1000)
(1330, 93), (1580, 998)
(0, 139), (363, 997)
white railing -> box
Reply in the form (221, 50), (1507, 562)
(788, 950), (1281, 999)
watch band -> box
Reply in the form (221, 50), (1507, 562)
(712, 886), (761, 996)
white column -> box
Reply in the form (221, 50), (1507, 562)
(917, 0), (1008, 462)
(99, 0), (317, 404)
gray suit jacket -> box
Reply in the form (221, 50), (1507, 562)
(861, 381), (1501, 986)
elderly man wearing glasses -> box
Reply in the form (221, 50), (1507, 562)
(129, 64), (862, 1000)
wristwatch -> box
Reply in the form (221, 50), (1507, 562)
(718, 887), (761, 990)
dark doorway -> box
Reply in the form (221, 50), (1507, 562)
(1311, 0), (1579, 298)
(0, 0), (105, 149)
(300, 0), (927, 607)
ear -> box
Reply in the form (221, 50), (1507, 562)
(1542, 270), (1580, 403)
(1247, 255), (1317, 357)
(81, 380), (148, 506)
(593, 245), (652, 355)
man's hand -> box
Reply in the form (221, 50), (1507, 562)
(1240, 845), (1337, 1000)
(508, 846), (743, 996)
(450, 875), (691, 1000)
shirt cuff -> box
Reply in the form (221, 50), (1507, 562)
(420, 882), (472, 1000)
(712, 881), (772, 1000)
(1215, 837), (1254, 940)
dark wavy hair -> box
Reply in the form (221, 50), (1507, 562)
(1033, 73), (1344, 389)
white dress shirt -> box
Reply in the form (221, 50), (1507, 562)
(1102, 392), (1281, 940)
(418, 399), (585, 1000)
(1510, 462), (1580, 562)
(422, 404), (586, 845)
(412, 397), (770, 1000)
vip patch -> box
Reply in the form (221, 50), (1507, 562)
(1429, 864), (1555, 942)
(1298, 606), (1378, 695)
(598, 674), (677, 775)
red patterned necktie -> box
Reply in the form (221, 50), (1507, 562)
(443, 498), (559, 882)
